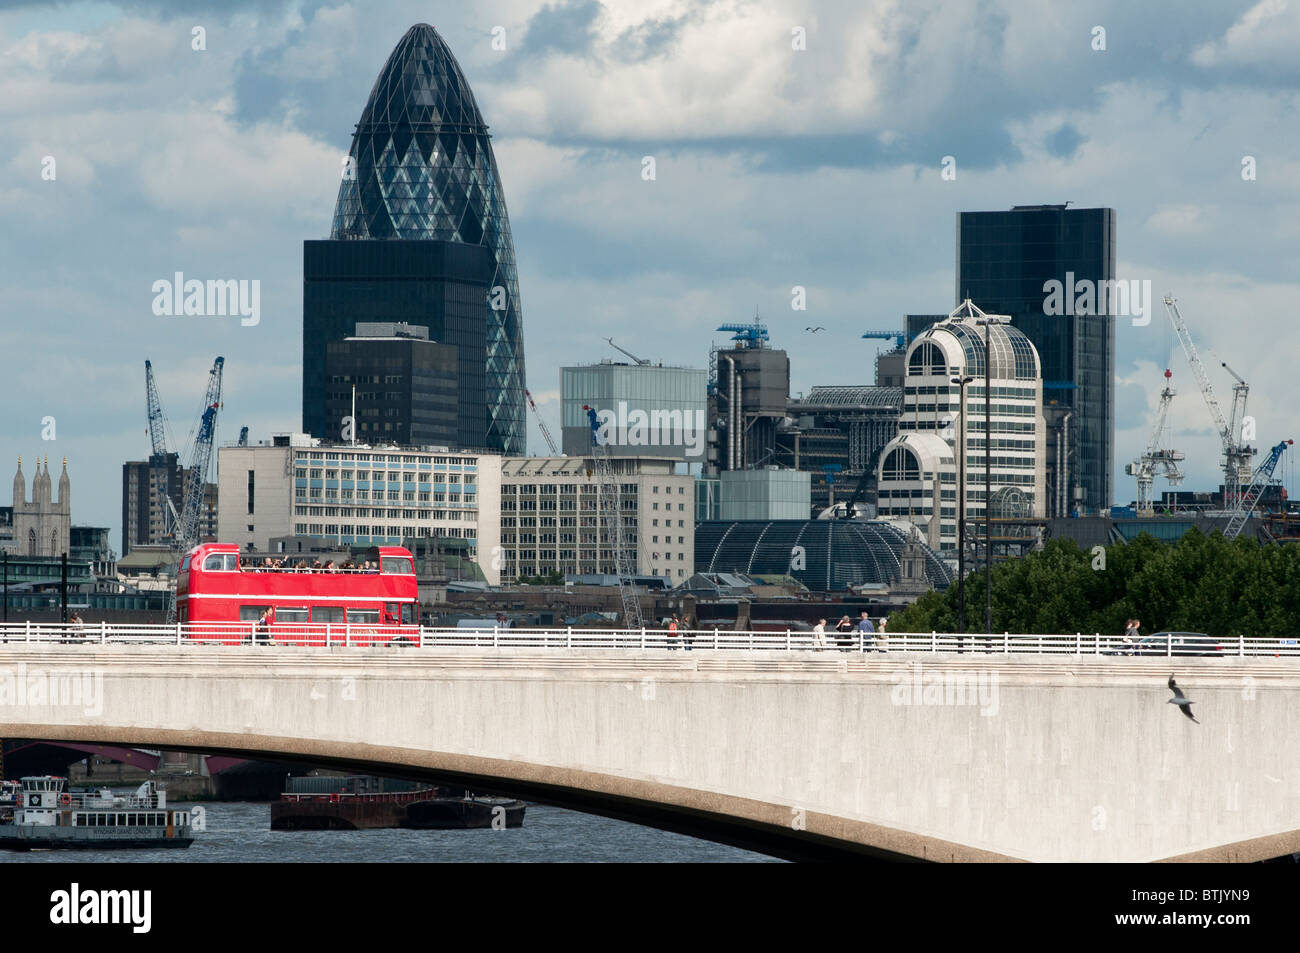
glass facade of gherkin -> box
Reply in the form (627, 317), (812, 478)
(304, 23), (526, 454)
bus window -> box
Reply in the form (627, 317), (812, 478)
(275, 608), (309, 623)
(381, 557), (413, 575)
(224, 553), (240, 571)
(239, 606), (272, 621)
(347, 609), (379, 624)
(311, 607), (344, 623)
(203, 554), (228, 571)
(401, 604), (417, 625)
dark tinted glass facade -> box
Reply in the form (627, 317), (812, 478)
(956, 206), (1115, 513)
(324, 336), (459, 447)
(304, 239), (489, 449)
(304, 23), (526, 453)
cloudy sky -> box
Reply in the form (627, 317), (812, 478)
(2, 0), (1298, 545)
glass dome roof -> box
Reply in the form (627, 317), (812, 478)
(695, 520), (953, 592)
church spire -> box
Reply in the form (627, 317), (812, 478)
(12, 455), (24, 506)
(57, 456), (70, 508)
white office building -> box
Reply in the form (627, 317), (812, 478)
(876, 300), (1045, 555)
(217, 434), (503, 583)
(499, 455), (694, 583)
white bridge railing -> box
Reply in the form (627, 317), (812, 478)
(0, 623), (1298, 657)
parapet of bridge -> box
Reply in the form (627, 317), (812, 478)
(2, 646), (1298, 862)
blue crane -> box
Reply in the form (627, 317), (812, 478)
(717, 322), (769, 347)
(1225, 439), (1292, 540)
(861, 331), (906, 351)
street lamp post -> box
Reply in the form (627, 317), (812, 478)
(950, 374), (974, 634)
(983, 320), (992, 637)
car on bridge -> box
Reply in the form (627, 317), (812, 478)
(1106, 631), (1223, 657)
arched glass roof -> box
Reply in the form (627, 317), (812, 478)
(695, 520), (953, 592)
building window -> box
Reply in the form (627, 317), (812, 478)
(246, 469), (255, 514)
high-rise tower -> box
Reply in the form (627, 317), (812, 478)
(303, 23), (526, 453)
(954, 205), (1115, 514)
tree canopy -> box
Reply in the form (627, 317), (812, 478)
(887, 529), (1300, 639)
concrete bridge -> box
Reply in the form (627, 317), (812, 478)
(2, 642), (1298, 861)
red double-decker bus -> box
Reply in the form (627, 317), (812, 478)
(176, 543), (419, 645)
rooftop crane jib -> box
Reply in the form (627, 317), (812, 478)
(524, 388), (559, 456)
(861, 331), (906, 351)
(717, 323), (769, 348)
(605, 337), (649, 365)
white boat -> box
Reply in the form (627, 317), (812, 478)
(0, 775), (197, 850)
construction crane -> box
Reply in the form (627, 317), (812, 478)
(717, 322), (769, 348)
(1125, 369), (1185, 516)
(1162, 296), (1256, 507)
(861, 331), (906, 351)
(605, 337), (649, 365)
(584, 405), (643, 629)
(143, 360), (180, 537)
(1225, 440), (1292, 540)
(524, 388), (559, 456)
(165, 357), (225, 619)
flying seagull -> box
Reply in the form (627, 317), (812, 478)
(804, 326), (825, 333)
(1168, 674), (1198, 723)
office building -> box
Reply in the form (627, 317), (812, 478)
(718, 469), (812, 521)
(324, 322), (459, 447)
(499, 456), (694, 583)
(303, 23), (526, 454)
(875, 300), (1046, 555)
(216, 435), (503, 584)
(121, 453), (217, 557)
(776, 385), (902, 513)
(560, 361), (707, 461)
(956, 205), (1115, 513)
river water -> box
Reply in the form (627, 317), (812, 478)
(2, 801), (780, 863)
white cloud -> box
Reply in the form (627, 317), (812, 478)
(1192, 0), (1300, 69)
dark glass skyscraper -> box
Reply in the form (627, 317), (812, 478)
(303, 23), (526, 453)
(956, 205), (1116, 514)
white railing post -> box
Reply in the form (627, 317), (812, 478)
(100, 621), (107, 645)
(640, 627), (646, 650)
(1166, 632), (1172, 657)
(930, 630), (936, 653)
(1003, 631), (1009, 654)
(1092, 632), (1098, 655)
(325, 623), (331, 648)
(25, 620), (30, 643)
(176, 623), (182, 646)
(749, 629), (754, 651)
(1038, 633), (1043, 655)
(1238, 633), (1244, 658)
(785, 628), (791, 651)
(567, 626), (572, 649)
(1075, 632), (1080, 655)
(345, 624), (351, 648)
(418, 627), (425, 649)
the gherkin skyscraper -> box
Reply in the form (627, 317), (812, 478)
(303, 23), (526, 454)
